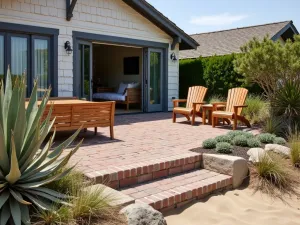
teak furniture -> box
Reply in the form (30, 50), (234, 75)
(211, 87), (251, 130)
(172, 86), (208, 125)
(26, 98), (115, 139)
(202, 104), (226, 125)
(96, 87), (141, 110)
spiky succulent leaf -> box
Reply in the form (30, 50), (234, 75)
(0, 68), (82, 224)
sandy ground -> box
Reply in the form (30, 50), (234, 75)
(164, 188), (300, 225)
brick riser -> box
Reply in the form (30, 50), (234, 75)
(85, 152), (202, 189)
(121, 169), (233, 211)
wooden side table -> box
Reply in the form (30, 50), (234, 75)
(202, 104), (226, 125)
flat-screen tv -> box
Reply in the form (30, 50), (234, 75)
(124, 57), (139, 75)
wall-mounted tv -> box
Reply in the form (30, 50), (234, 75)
(124, 57), (139, 75)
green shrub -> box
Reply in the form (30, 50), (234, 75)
(216, 142), (233, 154)
(232, 135), (248, 147)
(257, 133), (276, 143)
(208, 94), (226, 103)
(273, 137), (287, 145)
(242, 95), (269, 124)
(263, 112), (285, 136)
(215, 135), (231, 143)
(247, 138), (262, 148)
(202, 138), (217, 149)
(227, 130), (245, 138)
(0, 68), (82, 224)
(290, 140), (300, 167)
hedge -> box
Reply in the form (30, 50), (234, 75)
(179, 54), (262, 99)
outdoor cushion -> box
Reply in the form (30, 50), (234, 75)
(93, 92), (126, 101)
(117, 82), (128, 94)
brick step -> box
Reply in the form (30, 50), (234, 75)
(85, 152), (201, 189)
(120, 169), (232, 211)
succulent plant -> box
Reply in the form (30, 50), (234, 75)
(0, 68), (82, 225)
(232, 135), (248, 147)
(273, 137), (287, 145)
(215, 135), (231, 143)
(202, 138), (217, 149)
(216, 142), (233, 154)
(247, 138), (262, 148)
(257, 133), (276, 144)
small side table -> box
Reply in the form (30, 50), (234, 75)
(202, 104), (226, 125)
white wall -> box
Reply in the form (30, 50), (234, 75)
(93, 44), (142, 88)
(0, 0), (179, 111)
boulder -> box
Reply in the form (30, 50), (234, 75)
(247, 148), (266, 163)
(202, 154), (248, 188)
(120, 203), (167, 225)
(265, 144), (291, 157)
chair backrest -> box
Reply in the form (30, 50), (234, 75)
(225, 88), (248, 115)
(186, 86), (208, 111)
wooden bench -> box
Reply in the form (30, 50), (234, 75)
(27, 99), (116, 139)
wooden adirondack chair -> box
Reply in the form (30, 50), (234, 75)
(212, 88), (251, 130)
(173, 86), (207, 125)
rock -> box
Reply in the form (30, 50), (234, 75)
(202, 154), (248, 188)
(120, 203), (167, 225)
(265, 144), (291, 157)
(247, 148), (266, 163)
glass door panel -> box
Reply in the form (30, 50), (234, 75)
(34, 38), (49, 97)
(78, 42), (92, 100)
(11, 36), (28, 83)
(148, 49), (163, 112)
(0, 35), (4, 84)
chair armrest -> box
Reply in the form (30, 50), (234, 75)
(173, 99), (187, 107)
(192, 102), (206, 105)
(212, 102), (227, 110)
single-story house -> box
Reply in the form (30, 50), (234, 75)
(180, 20), (299, 59)
(0, 0), (198, 112)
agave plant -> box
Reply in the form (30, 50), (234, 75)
(0, 68), (82, 225)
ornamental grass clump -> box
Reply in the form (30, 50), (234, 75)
(215, 135), (231, 143)
(247, 138), (262, 148)
(289, 138), (300, 167)
(0, 68), (82, 225)
(232, 135), (248, 147)
(202, 138), (217, 149)
(273, 137), (287, 145)
(216, 142), (233, 154)
(257, 133), (276, 144)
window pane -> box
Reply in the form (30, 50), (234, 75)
(11, 37), (27, 83)
(34, 39), (48, 97)
(0, 36), (4, 84)
(150, 52), (161, 104)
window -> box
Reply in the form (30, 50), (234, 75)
(0, 23), (57, 96)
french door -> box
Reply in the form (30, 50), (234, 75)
(146, 48), (163, 112)
(0, 33), (50, 97)
(77, 41), (92, 100)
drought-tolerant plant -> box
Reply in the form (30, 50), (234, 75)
(242, 95), (269, 124)
(34, 170), (122, 224)
(232, 135), (248, 147)
(0, 68), (82, 224)
(215, 135), (231, 143)
(262, 114), (284, 136)
(202, 138), (217, 149)
(288, 136), (300, 167)
(216, 142), (233, 154)
(257, 133), (276, 144)
(273, 137), (287, 145)
(252, 152), (299, 197)
(208, 95), (226, 104)
(227, 130), (245, 138)
(247, 138), (262, 148)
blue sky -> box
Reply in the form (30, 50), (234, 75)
(147, 0), (300, 34)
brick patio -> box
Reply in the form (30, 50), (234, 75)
(62, 112), (228, 175)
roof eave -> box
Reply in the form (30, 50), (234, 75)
(123, 0), (199, 50)
(271, 21), (299, 41)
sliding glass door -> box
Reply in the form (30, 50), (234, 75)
(78, 41), (92, 100)
(147, 48), (163, 112)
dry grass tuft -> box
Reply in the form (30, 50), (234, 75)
(250, 152), (300, 201)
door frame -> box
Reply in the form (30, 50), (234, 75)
(73, 31), (169, 111)
(75, 40), (93, 100)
